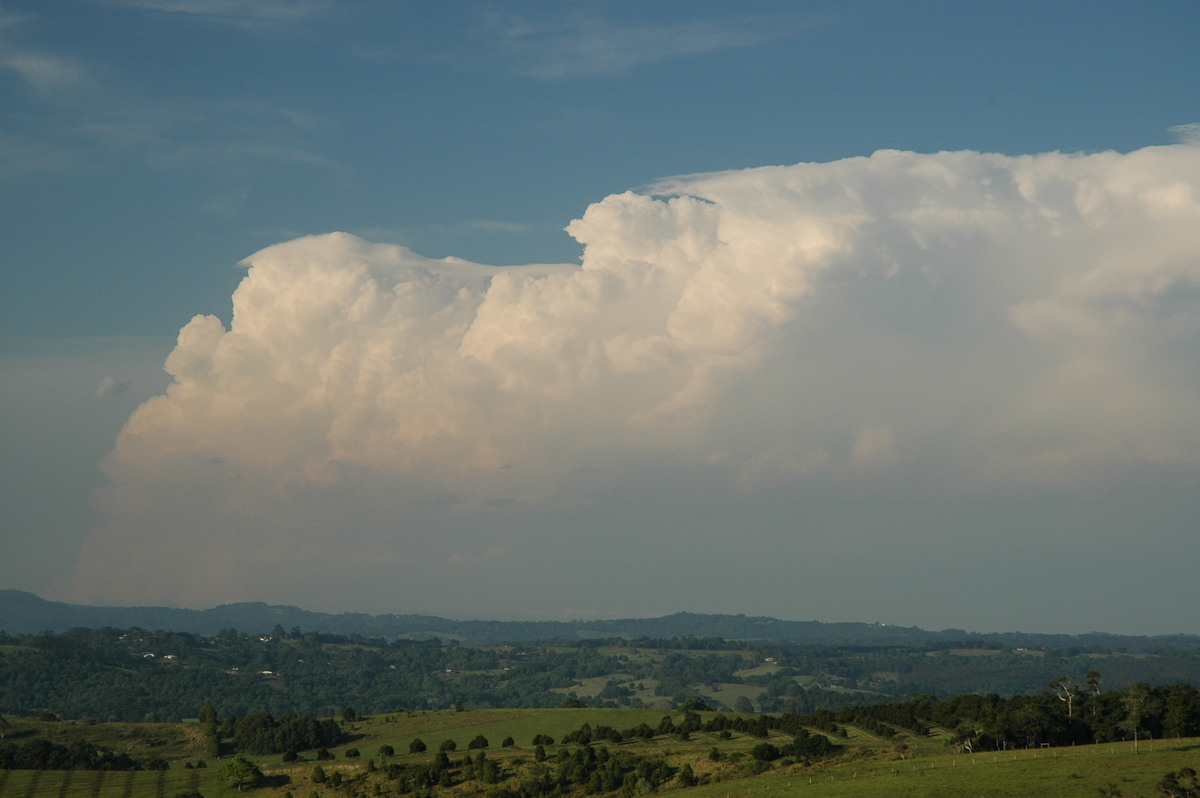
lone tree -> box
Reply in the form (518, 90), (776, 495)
(409, 738), (427, 754)
(221, 756), (264, 791)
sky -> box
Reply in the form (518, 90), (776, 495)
(2, 1), (1199, 636)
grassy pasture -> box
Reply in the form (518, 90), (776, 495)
(2, 711), (1197, 798)
(0, 721), (203, 760)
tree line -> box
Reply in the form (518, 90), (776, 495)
(0, 738), (155, 772)
(776, 677), (1200, 751)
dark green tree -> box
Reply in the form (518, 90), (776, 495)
(751, 742), (781, 762)
(409, 738), (426, 754)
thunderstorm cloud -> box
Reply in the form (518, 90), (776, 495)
(71, 145), (1200, 627)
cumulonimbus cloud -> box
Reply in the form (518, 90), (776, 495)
(70, 144), (1200, 612)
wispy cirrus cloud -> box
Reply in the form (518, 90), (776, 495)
(481, 9), (824, 80)
(2, 51), (91, 92)
(1, 31), (333, 177)
(0, 4), (334, 176)
(102, 0), (328, 26)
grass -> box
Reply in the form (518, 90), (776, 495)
(342, 707), (719, 754)
(1, 711), (1197, 798)
(685, 740), (1200, 798)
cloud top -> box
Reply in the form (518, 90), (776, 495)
(70, 145), (1200, 621)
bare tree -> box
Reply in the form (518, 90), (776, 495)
(1049, 675), (1077, 717)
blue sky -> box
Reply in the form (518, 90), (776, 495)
(2, 1), (1199, 635)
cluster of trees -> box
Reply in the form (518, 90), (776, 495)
(0, 738), (147, 771)
(747, 729), (839, 763)
(487, 746), (676, 798)
(216, 711), (346, 756)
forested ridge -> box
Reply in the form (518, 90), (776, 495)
(2, 626), (1200, 724)
(4, 590), (1198, 651)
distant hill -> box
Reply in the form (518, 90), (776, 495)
(2, 589), (1197, 652)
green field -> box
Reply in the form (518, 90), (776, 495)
(1, 711), (1196, 798)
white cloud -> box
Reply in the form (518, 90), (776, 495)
(70, 144), (1200, 616)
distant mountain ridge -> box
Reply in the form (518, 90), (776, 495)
(1, 589), (1197, 652)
